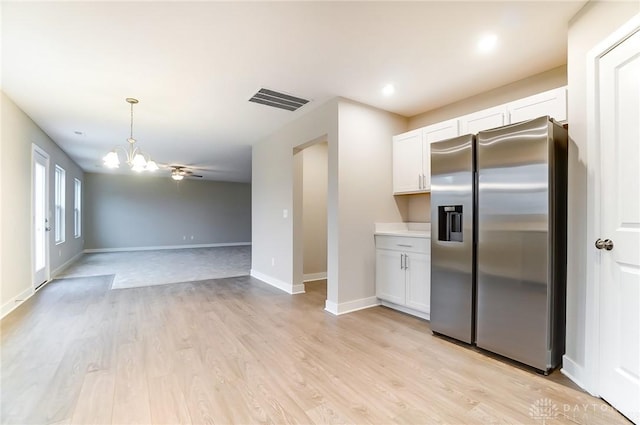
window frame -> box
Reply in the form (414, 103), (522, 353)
(54, 165), (65, 244)
(73, 178), (81, 238)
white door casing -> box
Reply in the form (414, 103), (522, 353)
(587, 15), (640, 424)
(32, 145), (50, 288)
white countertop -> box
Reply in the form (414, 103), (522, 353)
(374, 222), (431, 238)
(375, 229), (431, 238)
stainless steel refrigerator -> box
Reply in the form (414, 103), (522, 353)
(430, 116), (567, 373)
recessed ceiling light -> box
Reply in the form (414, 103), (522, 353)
(477, 34), (498, 53)
(382, 84), (395, 96)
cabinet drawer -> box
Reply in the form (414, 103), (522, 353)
(375, 235), (429, 254)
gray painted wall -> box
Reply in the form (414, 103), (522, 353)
(1, 91), (84, 313)
(84, 173), (251, 249)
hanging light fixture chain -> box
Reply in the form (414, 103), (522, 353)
(103, 97), (157, 173)
(130, 100), (134, 140)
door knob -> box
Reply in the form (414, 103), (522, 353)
(595, 238), (614, 251)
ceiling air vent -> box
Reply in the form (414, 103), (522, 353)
(248, 88), (309, 112)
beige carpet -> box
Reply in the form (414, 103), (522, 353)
(56, 246), (251, 289)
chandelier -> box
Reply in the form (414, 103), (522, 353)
(103, 98), (159, 172)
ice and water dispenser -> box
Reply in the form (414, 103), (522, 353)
(438, 205), (463, 242)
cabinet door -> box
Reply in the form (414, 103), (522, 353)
(376, 249), (405, 305)
(422, 119), (459, 191)
(393, 130), (424, 194)
(459, 105), (508, 134)
(508, 87), (567, 124)
(405, 252), (430, 314)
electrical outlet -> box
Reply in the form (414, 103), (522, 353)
(283, 209), (288, 218)
(182, 235), (186, 240)
(190, 235), (194, 240)
(271, 257), (275, 266)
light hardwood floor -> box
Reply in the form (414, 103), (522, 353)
(1, 276), (631, 425)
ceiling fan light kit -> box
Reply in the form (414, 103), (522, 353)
(171, 170), (184, 181)
(170, 166), (203, 181)
(103, 98), (159, 173)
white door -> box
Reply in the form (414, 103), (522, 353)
(597, 27), (640, 423)
(32, 146), (50, 288)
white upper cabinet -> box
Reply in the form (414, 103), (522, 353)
(421, 119), (459, 192)
(507, 87), (567, 124)
(392, 87), (567, 195)
(459, 105), (509, 135)
(422, 118), (460, 143)
(393, 120), (459, 194)
(392, 129), (424, 194)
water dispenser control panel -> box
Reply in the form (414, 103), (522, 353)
(438, 205), (463, 242)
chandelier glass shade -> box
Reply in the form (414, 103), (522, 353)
(103, 98), (158, 172)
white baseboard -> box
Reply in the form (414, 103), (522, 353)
(324, 296), (380, 316)
(379, 300), (430, 321)
(561, 355), (587, 391)
(84, 242), (251, 253)
(250, 270), (305, 294)
(1, 286), (35, 320)
(303, 272), (327, 282)
(51, 251), (84, 277)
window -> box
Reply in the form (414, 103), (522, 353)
(74, 178), (81, 238)
(54, 165), (65, 244)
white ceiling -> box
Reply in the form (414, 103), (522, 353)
(1, 1), (586, 183)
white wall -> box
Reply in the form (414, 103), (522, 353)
(252, 98), (407, 310)
(252, 99), (338, 294)
(405, 194), (431, 223)
(302, 142), (328, 279)
(563, 0), (639, 390)
(333, 100), (407, 309)
(1, 92), (84, 316)
(84, 173), (251, 250)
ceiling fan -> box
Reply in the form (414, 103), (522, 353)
(169, 165), (203, 181)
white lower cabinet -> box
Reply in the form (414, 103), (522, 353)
(375, 249), (406, 305)
(405, 252), (430, 313)
(375, 235), (430, 319)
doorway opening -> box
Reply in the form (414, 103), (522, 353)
(293, 140), (328, 304)
(32, 145), (50, 289)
